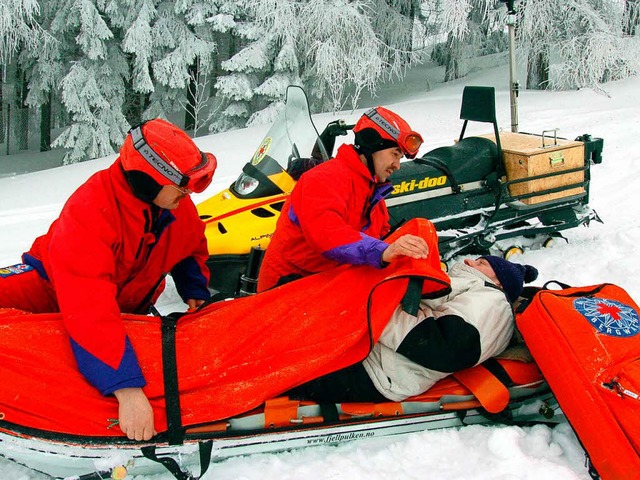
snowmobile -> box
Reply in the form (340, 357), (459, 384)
(196, 85), (604, 298)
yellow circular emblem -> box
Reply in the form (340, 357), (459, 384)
(251, 137), (272, 165)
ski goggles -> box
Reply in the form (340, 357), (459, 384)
(364, 108), (424, 159)
(130, 126), (215, 193)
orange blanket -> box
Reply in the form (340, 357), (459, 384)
(0, 219), (449, 438)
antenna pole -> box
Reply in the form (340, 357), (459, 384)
(502, 0), (519, 133)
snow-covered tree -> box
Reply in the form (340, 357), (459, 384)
(213, 0), (425, 129)
(370, 0), (421, 67)
(213, 35), (271, 130)
(424, 0), (506, 82)
(5, 0), (639, 161)
(0, 0), (43, 65)
(145, 0), (216, 126)
(296, 1), (382, 109)
(296, 0), (427, 110)
(1, 0), (47, 151)
(207, 0), (266, 132)
(246, 0), (301, 127)
(55, 61), (130, 162)
(31, 0), (217, 163)
(21, 0), (68, 152)
(47, 0), (130, 163)
(117, 0), (157, 126)
(626, 0), (639, 34)
(519, 0), (640, 90)
(182, 56), (216, 136)
(516, 0), (553, 89)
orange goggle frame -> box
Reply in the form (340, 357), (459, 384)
(364, 108), (423, 158)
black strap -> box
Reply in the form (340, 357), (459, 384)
(319, 403), (340, 422)
(401, 277), (423, 316)
(542, 280), (572, 290)
(161, 315), (184, 445)
(482, 358), (514, 388)
(413, 157), (461, 193)
(141, 441), (214, 480)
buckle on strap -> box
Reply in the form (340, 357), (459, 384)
(130, 126), (147, 150)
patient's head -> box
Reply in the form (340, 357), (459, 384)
(464, 256), (538, 302)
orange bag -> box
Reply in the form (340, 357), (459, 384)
(517, 283), (640, 480)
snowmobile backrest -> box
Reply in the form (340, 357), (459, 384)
(459, 86), (497, 124)
(458, 86), (504, 178)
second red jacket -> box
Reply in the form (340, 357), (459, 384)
(258, 144), (392, 291)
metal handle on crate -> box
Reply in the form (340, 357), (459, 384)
(541, 129), (559, 148)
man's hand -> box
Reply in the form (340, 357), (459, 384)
(186, 298), (205, 311)
(114, 387), (157, 441)
(382, 234), (430, 264)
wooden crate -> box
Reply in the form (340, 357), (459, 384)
(480, 132), (585, 204)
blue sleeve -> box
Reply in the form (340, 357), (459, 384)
(322, 233), (389, 268)
(70, 336), (145, 395)
(171, 256), (211, 302)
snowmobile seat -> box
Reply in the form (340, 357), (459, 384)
(414, 136), (498, 189)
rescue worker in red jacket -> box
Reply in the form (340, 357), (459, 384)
(257, 107), (429, 292)
(0, 119), (215, 441)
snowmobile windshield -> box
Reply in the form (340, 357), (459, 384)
(232, 86), (327, 198)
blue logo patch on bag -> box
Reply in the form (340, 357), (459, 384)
(0, 263), (35, 278)
(574, 297), (640, 337)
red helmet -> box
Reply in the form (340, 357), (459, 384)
(120, 118), (216, 193)
(353, 107), (423, 159)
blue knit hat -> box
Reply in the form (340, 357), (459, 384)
(481, 256), (539, 303)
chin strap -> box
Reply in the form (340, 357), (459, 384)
(365, 152), (376, 179)
(355, 146), (377, 179)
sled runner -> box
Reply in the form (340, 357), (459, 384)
(0, 360), (557, 479)
(517, 283), (640, 480)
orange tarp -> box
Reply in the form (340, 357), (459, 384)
(0, 219), (450, 438)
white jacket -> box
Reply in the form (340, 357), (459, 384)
(362, 262), (514, 401)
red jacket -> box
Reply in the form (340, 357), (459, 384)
(258, 144), (391, 291)
(23, 159), (210, 395)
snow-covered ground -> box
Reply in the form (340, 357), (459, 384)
(1, 58), (638, 479)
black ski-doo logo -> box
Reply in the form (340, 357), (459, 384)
(392, 175), (447, 195)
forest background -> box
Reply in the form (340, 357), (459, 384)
(1, 0), (639, 167)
